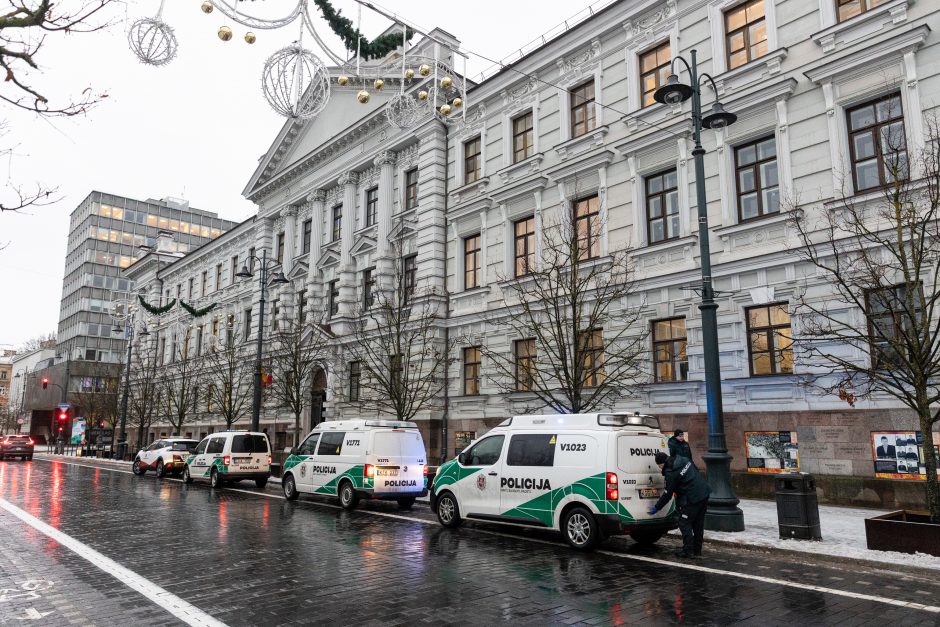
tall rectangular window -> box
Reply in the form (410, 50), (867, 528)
(215, 263), (223, 292)
(402, 254), (417, 305)
(464, 136), (481, 183)
(725, 0), (767, 70)
(332, 205), (343, 242)
(405, 169), (419, 210)
(579, 329), (604, 388)
(514, 339), (536, 392)
(574, 195), (601, 260)
(464, 234), (481, 289)
(646, 169), (679, 244)
(570, 81), (597, 138)
(298, 289), (307, 325)
(512, 112), (534, 163)
(362, 268), (375, 309)
(302, 219), (312, 254)
(248, 247), (256, 272)
(271, 300), (280, 331)
(736, 136), (779, 221)
(328, 280), (339, 317)
(653, 318), (688, 382)
(746, 303), (793, 376)
(243, 308), (252, 341)
(230, 256), (239, 285)
(365, 187), (378, 227)
(838, 0), (887, 22)
(640, 42), (671, 107)
(188, 277), (194, 300)
(847, 93), (907, 192)
(463, 346), (481, 395)
(349, 361), (361, 401)
(201, 272), (208, 297)
(514, 217), (535, 277)
(867, 283), (919, 369)
(276, 232), (285, 264)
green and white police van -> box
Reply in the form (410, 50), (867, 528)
(430, 413), (678, 550)
(183, 431), (272, 489)
(281, 420), (429, 510)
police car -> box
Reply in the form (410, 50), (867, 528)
(430, 413), (678, 550)
(281, 419), (429, 510)
(132, 437), (198, 478)
(182, 431), (271, 489)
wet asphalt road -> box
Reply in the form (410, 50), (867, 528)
(0, 457), (938, 626)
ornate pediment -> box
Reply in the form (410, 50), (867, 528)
(316, 247), (341, 268)
(350, 233), (378, 257)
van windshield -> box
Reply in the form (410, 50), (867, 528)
(231, 435), (269, 454)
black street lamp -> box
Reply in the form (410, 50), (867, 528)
(236, 248), (289, 431)
(653, 49), (745, 532)
(113, 311), (149, 461)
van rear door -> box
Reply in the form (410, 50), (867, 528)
(230, 434), (270, 474)
(616, 432), (669, 506)
(370, 430), (427, 495)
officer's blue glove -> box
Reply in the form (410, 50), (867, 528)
(647, 506), (658, 516)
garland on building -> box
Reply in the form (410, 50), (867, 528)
(137, 295), (176, 315)
(180, 301), (218, 318)
(313, 0), (413, 60)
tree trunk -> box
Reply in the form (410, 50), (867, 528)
(294, 410), (302, 448)
(919, 409), (940, 523)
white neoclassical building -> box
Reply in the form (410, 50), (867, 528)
(125, 0), (939, 501)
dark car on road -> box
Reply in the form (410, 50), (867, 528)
(0, 435), (34, 461)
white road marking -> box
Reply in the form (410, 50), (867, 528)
(34, 457), (940, 614)
(0, 497), (228, 627)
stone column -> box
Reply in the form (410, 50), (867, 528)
(339, 172), (359, 268)
(374, 150), (397, 256)
(306, 190), (326, 291)
(282, 206), (297, 274)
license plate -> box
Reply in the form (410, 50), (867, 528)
(235, 457), (251, 463)
(377, 468), (399, 477)
(639, 488), (661, 499)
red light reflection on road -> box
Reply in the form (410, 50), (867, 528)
(675, 591), (684, 621)
(609, 602), (625, 625)
(262, 499), (269, 529)
(218, 499), (228, 542)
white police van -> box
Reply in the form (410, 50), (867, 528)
(430, 413), (677, 550)
(183, 431), (272, 489)
(281, 419), (429, 510)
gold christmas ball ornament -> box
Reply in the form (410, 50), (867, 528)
(357, 90), (371, 104)
(373, 79), (385, 91)
(419, 64), (431, 77)
(440, 103), (452, 116)
(217, 25), (232, 41)
(244, 32), (256, 44)
(452, 97), (463, 109)
(201, 1), (214, 14)
(337, 75), (350, 86)
(404, 68), (415, 80)
(417, 90), (429, 101)
(441, 76), (453, 90)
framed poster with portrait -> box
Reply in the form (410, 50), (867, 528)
(745, 431), (799, 473)
(871, 431), (939, 480)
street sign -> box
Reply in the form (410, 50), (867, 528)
(56, 403), (71, 410)
(17, 418), (24, 425)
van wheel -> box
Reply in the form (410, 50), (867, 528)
(630, 529), (665, 546)
(338, 480), (359, 510)
(210, 468), (224, 489)
(132, 458), (145, 475)
(397, 497), (416, 510)
(283, 474), (299, 501)
(155, 459), (166, 478)
(255, 478), (268, 489)
(182, 466), (193, 484)
(562, 506), (599, 551)
(435, 492), (461, 528)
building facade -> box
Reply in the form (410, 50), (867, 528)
(9, 345), (56, 435)
(0, 351), (13, 432)
(127, 0), (939, 497)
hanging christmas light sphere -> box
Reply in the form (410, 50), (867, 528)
(337, 75), (350, 86)
(261, 44), (331, 119)
(439, 103), (452, 116)
(244, 32), (256, 44)
(201, 1), (214, 14)
(419, 64), (431, 77)
(128, 17), (178, 66)
(373, 79), (384, 91)
(357, 90), (371, 104)
(417, 90), (428, 101)
(218, 25), (233, 41)
(441, 76), (453, 89)
(452, 97), (463, 109)
(385, 92), (423, 130)
(404, 68), (415, 80)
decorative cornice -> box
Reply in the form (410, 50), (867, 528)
(374, 150), (397, 167)
(338, 172), (359, 187)
(557, 39), (602, 77)
(308, 189), (327, 203)
(623, 0), (677, 40)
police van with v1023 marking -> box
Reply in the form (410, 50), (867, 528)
(430, 413), (678, 550)
(281, 419), (429, 510)
(182, 431), (272, 489)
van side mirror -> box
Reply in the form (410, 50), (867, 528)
(457, 451), (468, 465)
(288, 447), (298, 456)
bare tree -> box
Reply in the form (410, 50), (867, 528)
(158, 325), (202, 437)
(203, 316), (253, 430)
(71, 362), (118, 430)
(15, 331), (56, 352)
(128, 337), (161, 451)
(344, 243), (456, 423)
(790, 115), (940, 521)
(479, 210), (648, 413)
(267, 307), (331, 447)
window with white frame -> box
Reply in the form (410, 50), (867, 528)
(464, 136), (481, 184)
(570, 81), (597, 138)
(646, 169), (680, 244)
(639, 42), (671, 108)
(735, 136), (779, 221)
(464, 234), (481, 289)
(512, 112), (534, 163)
(725, 0), (768, 69)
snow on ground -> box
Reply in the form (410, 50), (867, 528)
(684, 498), (940, 570)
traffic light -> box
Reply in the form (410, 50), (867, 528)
(57, 408), (70, 424)
(98, 420), (105, 429)
(42, 377), (49, 389)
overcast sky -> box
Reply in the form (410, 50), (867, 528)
(0, 0), (589, 350)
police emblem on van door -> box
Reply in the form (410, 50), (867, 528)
(300, 464), (307, 478)
(476, 474), (486, 491)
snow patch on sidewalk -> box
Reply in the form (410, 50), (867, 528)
(687, 498), (940, 571)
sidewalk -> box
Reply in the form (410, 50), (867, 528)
(34, 453), (938, 570)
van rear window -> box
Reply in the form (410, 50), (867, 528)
(507, 434), (556, 467)
(231, 435), (269, 454)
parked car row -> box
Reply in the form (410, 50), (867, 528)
(0, 435), (34, 461)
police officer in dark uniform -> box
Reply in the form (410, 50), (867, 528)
(648, 451), (710, 558)
(668, 429), (693, 461)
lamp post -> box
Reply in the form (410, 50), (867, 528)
(112, 309), (149, 461)
(653, 49), (745, 532)
(236, 248), (289, 431)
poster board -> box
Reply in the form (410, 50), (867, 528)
(871, 431), (939, 480)
(745, 431), (799, 473)
(70, 417), (87, 445)
(455, 431), (477, 456)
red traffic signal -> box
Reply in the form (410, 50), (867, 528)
(42, 377), (49, 389)
(57, 408), (69, 422)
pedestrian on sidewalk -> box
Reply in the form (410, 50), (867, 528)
(668, 429), (693, 462)
(648, 451), (710, 558)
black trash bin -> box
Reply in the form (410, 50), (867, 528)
(775, 473), (822, 540)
